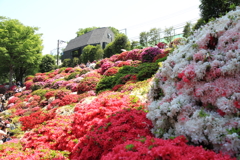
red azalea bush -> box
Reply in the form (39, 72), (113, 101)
(0, 140), (70, 160)
(157, 42), (167, 49)
(103, 67), (120, 76)
(19, 108), (57, 131)
(116, 61), (132, 67)
(141, 47), (162, 63)
(24, 75), (34, 82)
(58, 94), (80, 106)
(45, 90), (56, 99)
(33, 75), (48, 82)
(24, 80), (34, 90)
(125, 49), (142, 61)
(70, 109), (153, 160)
(102, 136), (234, 160)
(112, 84), (124, 91)
(8, 97), (20, 104)
(152, 52), (168, 62)
(65, 67), (73, 73)
(109, 54), (120, 62)
(8, 85), (17, 91)
(77, 77), (100, 94)
(72, 92), (144, 138)
(116, 51), (129, 61)
(21, 115), (75, 152)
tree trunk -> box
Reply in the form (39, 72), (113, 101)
(9, 66), (14, 87)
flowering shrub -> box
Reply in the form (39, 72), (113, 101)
(116, 60), (132, 67)
(101, 60), (114, 75)
(19, 108), (56, 131)
(77, 77), (100, 94)
(103, 67), (120, 76)
(116, 51), (129, 61)
(21, 115), (75, 152)
(109, 54), (120, 62)
(141, 47), (162, 63)
(102, 136), (234, 160)
(157, 42), (167, 49)
(71, 109), (153, 159)
(72, 92), (144, 138)
(0, 140), (70, 159)
(153, 51), (168, 62)
(125, 49), (142, 60)
(147, 8), (240, 156)
(24, 75), (34, 82)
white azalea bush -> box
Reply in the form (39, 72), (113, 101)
(147, 7), (240, 156)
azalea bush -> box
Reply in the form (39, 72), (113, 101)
(147, 7), (240, 156)
(141, 47), (162, 63)
(71, 109), (153, 159)
(77, 77), (100, 94)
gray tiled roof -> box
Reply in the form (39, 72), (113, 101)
(64, 27), (109, 52)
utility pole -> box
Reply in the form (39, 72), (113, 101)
(57, 40), (66, 66)
(57, 40), (59, 66)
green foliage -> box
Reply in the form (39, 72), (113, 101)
(199, 0), (240, 23)
(108, 26), (120, 36)
(155, 56), (167, 63)
(193, 18), (206, 31)
(183, 22), (192, 38)
(164, 27), (174, 43)
(31, 84), (42, 91)
(39, 54), (56, 73)
(65, 72), (79, 81)
(81, 45), (101, 63)
(76, 26), (99, 37)
(0, 18), (43, 86)
(118, 65), (138, 74)
(96, 76), (116, 93)
(130, 40), (139, 50)
(72, 57), (79, 67)
(103, 42), (114, 58)
(31, 89), (49, 100)
(95, 46), (104, 60)
(140, 31), (150, 47)
(149, 28), (161, 45)
(61, 59), (71, 67)
(137, 63), (159, 81)
(111, 33), (130, 55)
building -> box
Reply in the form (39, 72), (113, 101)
(62, 27), (114, 60)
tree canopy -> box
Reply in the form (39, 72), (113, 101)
(0, 18), (43, 85)
(39, 54), (56, 73)
(76, 26), (120, 37)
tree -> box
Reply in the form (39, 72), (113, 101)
(164, 27), (174, 43)
(183, 22), (192, 38)
(0, 18), (43, 86)
(76, 27), (99, 37)
(130, 40), (139, 50)
(95, 45), (104, 60)
(39, 54), (56, 73)
(112, 33), (130, 54)
(199, 0), (240, 23)
(139, 31), (150, 47)
(109, 26), (120, 37)
(103, 42), (114, 58)
(149, 28), (161, 45)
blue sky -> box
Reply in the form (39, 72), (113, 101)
(0, 0), (201, 55)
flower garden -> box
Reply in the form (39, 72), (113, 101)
(0, 8), (239, 160)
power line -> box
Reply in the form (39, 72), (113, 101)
(125, 4), (199, 30)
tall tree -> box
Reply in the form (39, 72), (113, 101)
(39, 54), (56, 73)
(139, 31), (150, 47)
(199, 0), (240, 22)
(164, 27), (174, 43)
(0, 18), (43, 86)
(183, 22), (192, 38)
(149, 28), (161, 45)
